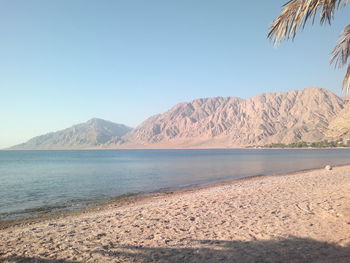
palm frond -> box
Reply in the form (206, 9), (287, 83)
(342, 64), (350, 93)
(268, 0), (348, 45)
(331, 25), (350, 92)
(331, 25), (350, 68)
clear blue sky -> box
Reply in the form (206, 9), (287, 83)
(1, 0), (349, 148)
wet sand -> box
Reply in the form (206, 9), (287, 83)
(1, 165), (350, 262)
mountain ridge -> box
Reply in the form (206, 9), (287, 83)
(122, 87), (346, 148)
(9, 87), (350, 149)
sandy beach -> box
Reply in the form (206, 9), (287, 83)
(1, 166), (350, 263)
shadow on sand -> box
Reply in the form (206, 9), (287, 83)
(0, 257), (77, 263)
(2, 236), (350, 263)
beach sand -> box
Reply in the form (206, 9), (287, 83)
(1, 166), (350, 263)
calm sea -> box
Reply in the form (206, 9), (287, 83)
(1, 149), (350, 221)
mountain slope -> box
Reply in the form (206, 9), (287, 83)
(325, 101), (350, 140)
(11, 118), (132, 150)
(123, 87), (346, 147)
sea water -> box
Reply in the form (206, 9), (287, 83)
(1, 149), (350, 221)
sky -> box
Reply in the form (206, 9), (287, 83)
(1, 0), (349, 148)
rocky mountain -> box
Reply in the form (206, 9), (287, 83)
(10, 87), (350, 150)
(325, 102), (350, 140)
(10, 118), (132, 150)
(123, 87), (347, 148)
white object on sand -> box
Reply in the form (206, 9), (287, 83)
(325, 165), (332, 171)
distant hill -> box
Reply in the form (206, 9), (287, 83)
(123, 87), (347, 148)
(10, 118), (132, 150)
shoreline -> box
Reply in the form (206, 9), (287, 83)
(1, 164), (350, 262)
(3, 146), (350, 150)
(1, 163), (348, 230)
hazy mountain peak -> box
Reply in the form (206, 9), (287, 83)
(86, 118), (108, 125)
(10, 119), (132, 150)
(87, 117), (102, 123)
